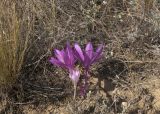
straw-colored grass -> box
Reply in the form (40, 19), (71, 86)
(0, 1), (30, 87)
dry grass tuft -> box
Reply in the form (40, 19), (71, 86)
(0, 0), (31, 87)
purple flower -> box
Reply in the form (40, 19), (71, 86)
(49, 42), (104, 98)
(49, 42), (75, 69)
(74, 42), (103, 96)
(74, 42), (103, 70)
(49, 42), (80, 98)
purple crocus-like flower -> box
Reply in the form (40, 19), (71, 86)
(49, 42), (80, 99)
(74, 42), (103, 95)
(49, 42), (103, 98)
(50, 43), (75, 69)
(74, 42), (103, 70)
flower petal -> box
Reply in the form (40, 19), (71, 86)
(85, 42), (93, 59)
(96, 44), (103, 53)
(84, 51), (91, 69)
(74, 43), (84, 62)
(91, 44), (103, 63)
(54, 49), (65, 63)
(65, 42), (75, 67)
(49, 57), (66, 68)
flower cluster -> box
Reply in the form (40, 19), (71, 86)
(49, 42), (103, 99)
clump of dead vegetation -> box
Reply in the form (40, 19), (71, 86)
(0, 0), (32, 87)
